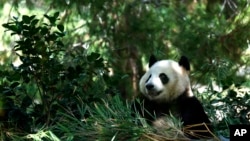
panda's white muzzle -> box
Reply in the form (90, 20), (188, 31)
(146, 84), (162, 96)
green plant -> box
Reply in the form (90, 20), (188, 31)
(197, 80), (250, 137)
(54, 96), (147, 141)
(53, 95), (189, 141)
(1, 12), (108, 139)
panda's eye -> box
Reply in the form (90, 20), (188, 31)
(145, 74), (151, 83)
(159, 73), (169, 84)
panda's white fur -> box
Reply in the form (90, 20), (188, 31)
(139, 59), (193, 102)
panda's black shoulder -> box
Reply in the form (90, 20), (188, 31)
(177, 94), (210, 124)
(177, 93), (213, 139)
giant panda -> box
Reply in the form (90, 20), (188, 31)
(136, 55), (213, 139)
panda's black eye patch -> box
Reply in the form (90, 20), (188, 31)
(159, 73), (169, 84)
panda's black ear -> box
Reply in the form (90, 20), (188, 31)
(179, 56), (190, 71)
(149, 55), (157, 68)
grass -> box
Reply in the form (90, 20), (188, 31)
(54, 96), (151, 141)
(1, 95), (224, 141)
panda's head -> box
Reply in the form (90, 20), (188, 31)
(139, 55), (193, 102)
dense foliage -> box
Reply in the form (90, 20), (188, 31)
(1, 12), (110, 139)
(0, 0), (250, 140)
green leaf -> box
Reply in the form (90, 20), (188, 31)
(228, 90), (237, 98)
(10, 82), (20, 89)
(3, 88), (15, 96)
(57, 24), (64, 32)
(21, 96), (32, 109)
(54, 31), (65, 37)
(40, 27), (48, 35)
(11, 32), (17, 36)
(30, 15), (36, 20)
(2, 23), (10, 28)
(44, 14), (55, 24)
(94, 58), (104, 68)
(56, 41), (64, 47)
(44, 12), (60, 25)
(87, 53), (100, 62)
(30, 27), (39, 35)
(53, 12), (60, 19)
(44, 14), (50, 20)
(8, 72), (21, 81)
(22, 15), (30, 24)
(31, 19), (39, 26)
(3, 25), (17, 32)
(22, 25), (29, 30)
(22, 30), (30, 36)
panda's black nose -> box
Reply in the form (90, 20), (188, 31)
(146, 84), (154, 90)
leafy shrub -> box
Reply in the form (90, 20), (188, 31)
(1, 12), (108, 137)
(198, 81), (250, 137)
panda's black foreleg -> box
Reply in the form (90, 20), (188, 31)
(177, 95), (213, 139)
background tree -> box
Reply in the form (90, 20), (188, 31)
(0, 0), (249, 140)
